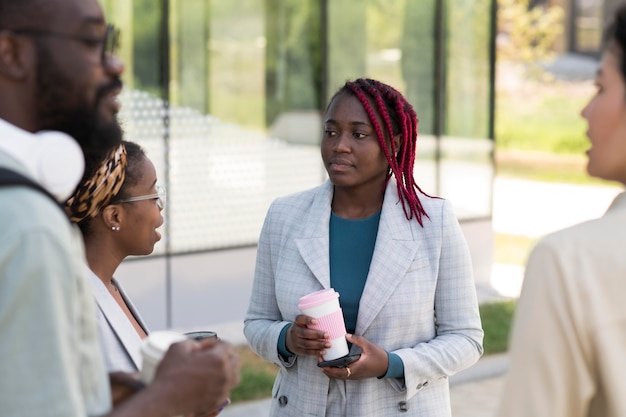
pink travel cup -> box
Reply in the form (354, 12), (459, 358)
(298, 288), (349, 360)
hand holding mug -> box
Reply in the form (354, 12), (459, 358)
(297, 288), (350, 360)
(149, 336), (240, 416)
(320, 334), (389, 380)
(286, 314), (330, 357)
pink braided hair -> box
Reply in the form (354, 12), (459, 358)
(340, 78), (431, 225)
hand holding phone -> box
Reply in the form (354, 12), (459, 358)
(317, 353), (361, 368)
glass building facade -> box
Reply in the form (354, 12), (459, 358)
(101, 0), (496, 330)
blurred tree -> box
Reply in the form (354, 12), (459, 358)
(498, 0), (564, 79)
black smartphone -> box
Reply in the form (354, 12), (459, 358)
(317, 354), (361, 368)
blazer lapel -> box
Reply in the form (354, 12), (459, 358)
(294, 181), (334, 289)
(356, 180), (421, 335)
(89, 271), (144, 369)
(113, 278), (149, 335)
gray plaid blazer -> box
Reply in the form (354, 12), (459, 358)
(244, 179), (483, 416)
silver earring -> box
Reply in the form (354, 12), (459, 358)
(112, 226), (120, 231)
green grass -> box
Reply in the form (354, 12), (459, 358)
(496, 94), (590, 155)
(229, 345), (277, 403)
(495, 149), (618, 187)
(480, 300), (517, 354)
(493, 62), (609, 187)
(497, 160), (600, 184)
(495, 63), (593, 156)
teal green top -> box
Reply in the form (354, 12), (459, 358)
(329, 210), (380, 333)
(278, 209), (404, 379)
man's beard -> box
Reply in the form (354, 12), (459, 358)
(34, 41), (124, 178)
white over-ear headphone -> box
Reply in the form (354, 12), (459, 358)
(0, 119), (85, 202)
(32, 131), (85, 202)
(0, 130), (85, 202)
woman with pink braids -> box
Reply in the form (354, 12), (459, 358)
(245, 78), (483, 416)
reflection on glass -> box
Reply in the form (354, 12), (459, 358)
(171, 0), (210, 112)
(205, 0), (264, 129)
(100, 1), (134, 89)
(401, 0), (436, 136)
(166, 0), (323, 251)
(441, 0), (493, 220)
(446, 0), (491, 139)
(327, 0), (439, 196)
(265, 0), (323, 145)
(102, 0), (494, 251)
(326, 0), (367, 95)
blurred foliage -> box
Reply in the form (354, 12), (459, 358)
(498, 0), (564, 79)
(480, 300), (517, 354)
(229, 345), (277, 403)
(495, 150), (620, 186)
(496, 89), (589, 154)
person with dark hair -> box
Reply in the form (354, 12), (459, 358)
(496, 5), (626, 417)
(66, 141), (230, 416)
(244, 78), (483, 416)
(0, 0), (239, 416)
(65, 141), (161, 373)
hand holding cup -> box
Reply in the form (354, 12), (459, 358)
(319, 333), (388, 380)
(286, 314), (331, 357)
(140, 331), (240, 416)
(297, 288), (350, 361)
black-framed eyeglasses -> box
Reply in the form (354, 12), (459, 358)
(11, 24), (120, 64)
(113, 185), (166, 210)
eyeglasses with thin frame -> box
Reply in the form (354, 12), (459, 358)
(113, 185), (166, 209)
(11, 24), (120, 64)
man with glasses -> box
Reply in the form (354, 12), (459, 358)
(0, 0), (239, 416)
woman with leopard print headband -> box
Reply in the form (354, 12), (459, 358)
(66, 141), (165, 376)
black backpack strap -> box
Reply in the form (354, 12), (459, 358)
(0, 167), (62, 207)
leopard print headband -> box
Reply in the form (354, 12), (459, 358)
(65, 144), (127, 223)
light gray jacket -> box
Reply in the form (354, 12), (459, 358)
(244, 179), (483, 416)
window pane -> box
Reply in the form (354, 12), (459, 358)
(441, 0), (493, 220)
